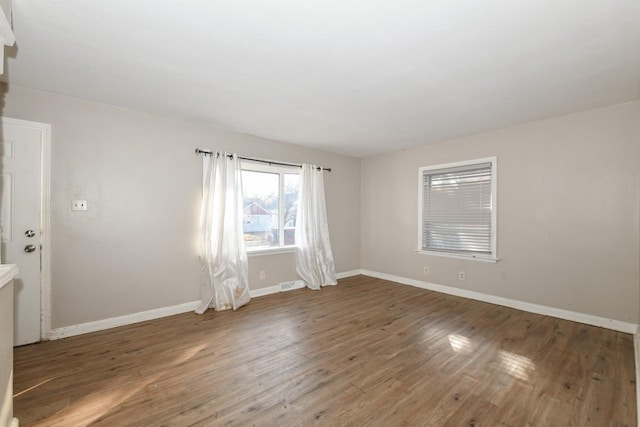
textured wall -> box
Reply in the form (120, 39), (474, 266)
(2, 84), (361, 328)
(361, 101), (640, 323)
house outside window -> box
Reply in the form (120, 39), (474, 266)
(418, 157), (497, 262)
(242, 163), (299, 252)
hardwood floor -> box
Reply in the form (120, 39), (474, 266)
(14, 275), (636, 426)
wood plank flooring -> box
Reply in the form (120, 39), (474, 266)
(13, 275), (636, 426)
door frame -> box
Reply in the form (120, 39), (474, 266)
(1, 117), (51, 341)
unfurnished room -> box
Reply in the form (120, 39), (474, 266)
(0, 1), (639, 426)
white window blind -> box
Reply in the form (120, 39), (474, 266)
(420, 159), (496, 257)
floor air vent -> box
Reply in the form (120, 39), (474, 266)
(280, 280), (304, 292)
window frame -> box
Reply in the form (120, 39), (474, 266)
(241, 161), (300, 255)
(417, 157), (498, 262)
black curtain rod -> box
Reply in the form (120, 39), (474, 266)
(195, 148), (331, 172)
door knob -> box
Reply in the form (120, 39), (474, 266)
(24, 245), (37, 253)
(25, 230), (36, 237)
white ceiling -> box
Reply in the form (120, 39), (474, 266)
(7, 0), (640, 157)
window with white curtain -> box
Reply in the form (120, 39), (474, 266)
(418, 157), (497, 261)
(241, 162), (300, 252)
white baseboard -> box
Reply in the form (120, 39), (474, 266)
(49, 300), (201, 340)
(50, 270), (361, 340)
(361, 269), (638, 334)
(336, 269), (363, 279)
(635, 333), (640, 423)
(52, 269), (631, 341)
(249, 285), (280, 298)
(249, 270), (361, 298)
(280, 280), (305, 292)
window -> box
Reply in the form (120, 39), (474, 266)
(242, 163), (299, 252)
(418, 157), (497, 261)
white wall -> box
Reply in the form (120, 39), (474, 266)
(361, 101), (640, 323)
(1, 84), (361, 329)
(0, 0), (9, 19)
(2, 83), (637, 330)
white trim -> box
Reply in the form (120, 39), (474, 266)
(415, 250), (498, 263)
(10, 417), (19, 427)
(40, 123), (52, 341)
(1, 117), (52, 342)
(0, 264), (18, 290)
(249, 285), (280, 298)
(49, 301), (201, 340)
(249, 271), (361, 296)
(240, 162), (300, 253)
(280, 280), (305, 292)
(247, 247), (295, 257)
(49, 270), (363, 340)
(336, 269), (362, 279)
(42, 268), (640, 339)
(635, 333), (640, 424)
(417, 156), (498, 260)
(0, 6), (15, 46)
(361, 269), (638, 334)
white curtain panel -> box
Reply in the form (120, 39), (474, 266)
(295, 164), (337, 290)
(196, 152), (251, 314)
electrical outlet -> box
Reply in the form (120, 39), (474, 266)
(459, 271), (466, 281)
(72, 200), (87, 211)
(423, 267), (430, 275)
(259, 270), (266, 280)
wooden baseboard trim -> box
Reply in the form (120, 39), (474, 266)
(361, 269), (638, 334)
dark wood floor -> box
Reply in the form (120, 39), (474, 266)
(13, 275), (636, 426)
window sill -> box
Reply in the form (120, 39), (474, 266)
(247, 246), (296, 257)
(415, 249), (499, 263)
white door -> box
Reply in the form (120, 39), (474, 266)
(1, 121), (43, 346)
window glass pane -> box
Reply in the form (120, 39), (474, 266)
(284, 174), (299, 245)
(242, 170), (279, 248)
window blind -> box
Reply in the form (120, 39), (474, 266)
(422, 162), (492, 254)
